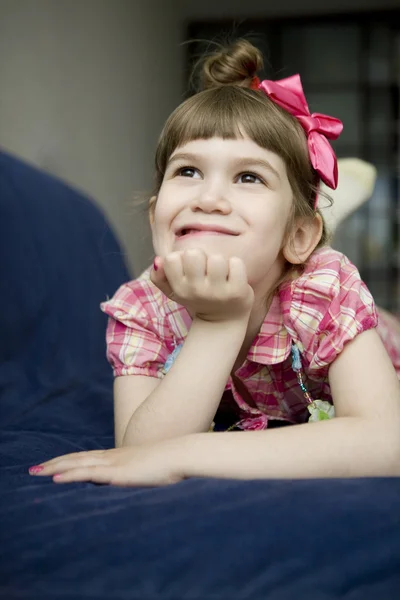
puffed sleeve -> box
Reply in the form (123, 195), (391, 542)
(100, 274), (170, 378)
(280, 248), (378, 378)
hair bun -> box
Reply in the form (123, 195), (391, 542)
(201, 39), (263, 90)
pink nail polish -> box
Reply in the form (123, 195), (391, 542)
(153, 258), (159, 271)
(53, 474), (62, 481)
(29, 465), (44, 474)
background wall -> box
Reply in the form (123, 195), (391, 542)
(0, 0), (184, 274)
(0, 0), (397, 274)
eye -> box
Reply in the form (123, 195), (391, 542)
(176, 166), (201, 178)
(238, 172), (264, 184)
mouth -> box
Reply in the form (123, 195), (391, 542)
(175, 225), (239, 239)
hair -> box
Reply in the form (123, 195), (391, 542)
(151, 38), (330, 270)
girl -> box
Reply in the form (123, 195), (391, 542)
(30, 40), (400, 485)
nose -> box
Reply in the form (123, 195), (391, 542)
(190, 181), (232, 215)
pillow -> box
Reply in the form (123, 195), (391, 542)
(320, 158), (377, 234)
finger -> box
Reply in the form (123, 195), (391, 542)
(31, 452), (108, 476)
(150, 256), (176, 298)
(43, 449), (106, 465)
(53, 465), (114, 485)
(29, 452), (84, 475)
(150, 256), (167, 284)
(206, 254), (229, 284)
(182, 249), (207, 281)
(227, 256), (248, 287)
(163, 252), (184, 288)
(39, 451), (87, 466)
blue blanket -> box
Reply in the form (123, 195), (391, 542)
(0, 150), (128, 436)
(2, 434), (400, 600)
(1, 151), (399, 599)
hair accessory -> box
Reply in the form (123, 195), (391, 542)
(255, 74), (343, 195)
(250, 76), (261, 90)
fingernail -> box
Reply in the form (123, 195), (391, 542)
(153, 257), (159, 271)
(29, 465), (44, 474)
(53, 474), (62, 481)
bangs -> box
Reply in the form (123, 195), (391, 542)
(167, 87), (249, 143)
(155, 86), (307, 176)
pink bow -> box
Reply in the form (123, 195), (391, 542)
(257, 75), (343, 190)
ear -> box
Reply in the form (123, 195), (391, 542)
(283, 214), (323, 265)
(149, 196), (157, 228)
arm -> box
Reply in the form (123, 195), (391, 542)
(116, 250), (253, 447)
(118, 317), (247, 447)
(179, 329), (400, 479)
(35, 326), (400, 485)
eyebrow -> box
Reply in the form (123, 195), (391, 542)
(167, 152), (281, 181)
(236, 157), (281, 181)
(167, 152), (202, 167)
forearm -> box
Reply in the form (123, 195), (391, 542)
(180, 417), (400, 479)
(123, 317), (247, 446)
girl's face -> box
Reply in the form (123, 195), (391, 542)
(151, 136), (294, 294)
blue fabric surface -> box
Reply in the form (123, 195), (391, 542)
(1, 150), (400, 599)
(1, 433), (400, 600)
(0, 150), (129, 435)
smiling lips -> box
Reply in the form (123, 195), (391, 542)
(175, 224), (239, 239)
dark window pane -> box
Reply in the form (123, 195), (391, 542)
(306, 91), (361, 151)
(282, 25), (360, 86)
(367, 91), (393, 146)
(368, 26), (392, 84)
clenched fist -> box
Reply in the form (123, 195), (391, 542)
(150, 249), (254, 323)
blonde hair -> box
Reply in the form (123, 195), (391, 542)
(152, 39), (329, 257)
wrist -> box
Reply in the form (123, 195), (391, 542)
(163, 434), (197, 479)
(192, 312), (250, 331)
(190, 315), (248, 346)
(173, 434), (201, 476)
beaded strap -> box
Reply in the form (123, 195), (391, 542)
(291, 343), (314, 404)
(291, 343), (335, 421)
(161, 340), (334, 427)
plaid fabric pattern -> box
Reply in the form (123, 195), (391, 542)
(101, 247), (397, 428)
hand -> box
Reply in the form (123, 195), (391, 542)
(151, 249), (254, 323)
(28, 440), (186, 486)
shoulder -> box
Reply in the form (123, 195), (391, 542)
(100, 269), (189, 377)
(280, 247), (375, 316)
(279, 247), (377, 372)
(101, 268), (191, 343)
(101, 268), (168, 326)
(284, 246), (365, 296)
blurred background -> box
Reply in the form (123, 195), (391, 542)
(0, 0), (399, 309)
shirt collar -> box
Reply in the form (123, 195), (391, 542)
(159, 273), (292, 366)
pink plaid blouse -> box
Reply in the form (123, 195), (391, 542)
(101, 247), (400, 429)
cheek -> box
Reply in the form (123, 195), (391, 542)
(152, 185), (178, 224)
(152, 193), (169, 231)
(252, 202), (290, 242)
(151, 193), (176, 255)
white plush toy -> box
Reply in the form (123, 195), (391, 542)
(320, 158), (377, 235)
